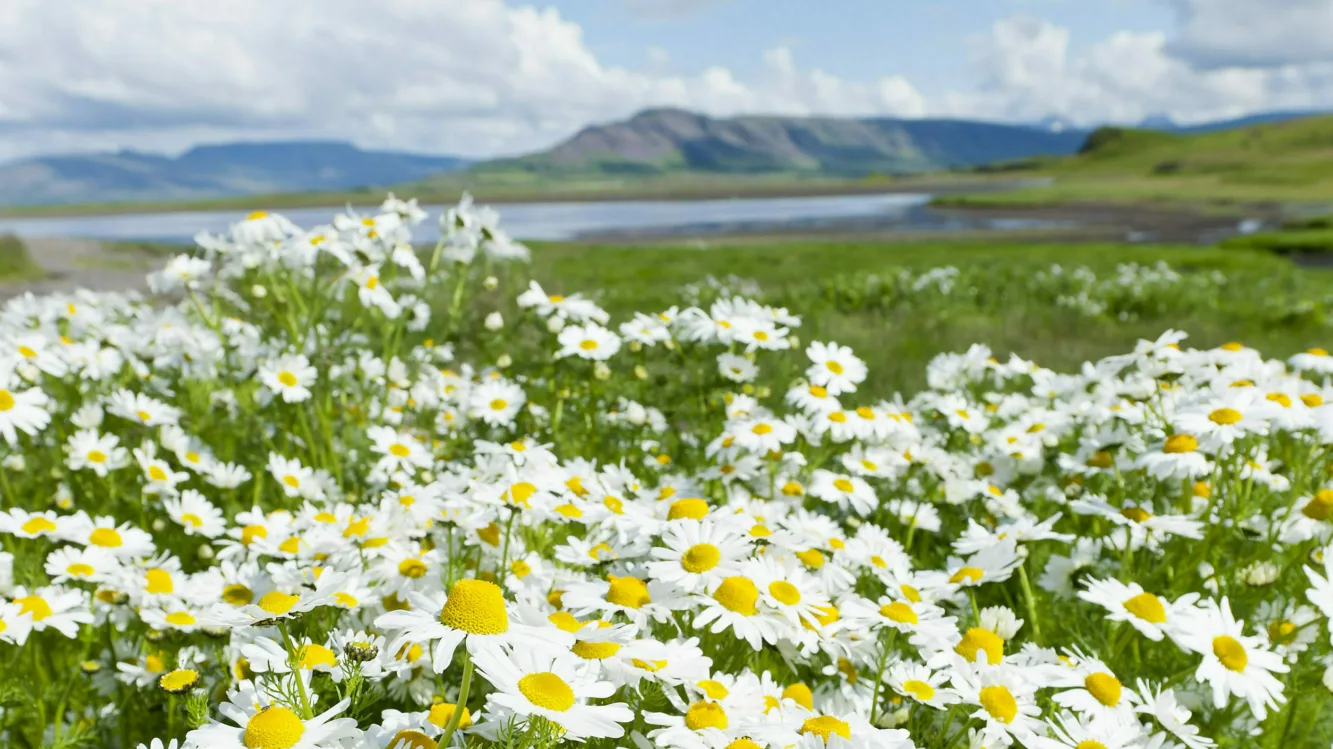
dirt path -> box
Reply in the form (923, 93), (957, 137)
(0, 238), (159, 301)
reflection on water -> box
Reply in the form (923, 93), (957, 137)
(0, 192), (1063, 244)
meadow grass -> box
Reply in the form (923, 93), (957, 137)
(526, 238), (1333, 394)
(0, 234), (44, 280)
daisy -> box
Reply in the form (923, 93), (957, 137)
(648, 520), (751, 593)
(368, 426), (432, 474)
(1184, 597), (1287, 720)
(1135, 679), (1216, 749)
(0, 600), (35, 645)
(470, 381), (525, 426)
(886, 661), (959, 709)
(471, 647), (632, 739)
(163, 490), (226, 538)
(808, 470), (877, 516)
(556, 323), (621, 361)
(259, 353), (317, 403)
(186, 681), (360, 749)
(1078, 578), (1197, 645)
(11, 585), (93, 638)
(65, 429), (129, 477)
(805, 341), (866, 396)
(0, 369), (50, 445)
(107, 389), (181, 427)
(374, 579), (519, 673)
(693, 575), (783, 650)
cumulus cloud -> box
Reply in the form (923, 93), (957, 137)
(0, 0), (923, 161)
(937, 15), (1333, 127)
(1165, 0), (1333, 70)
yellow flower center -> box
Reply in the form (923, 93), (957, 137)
(389, 730), (438, 749)
(518, 672), (575, 712)
(0, 390), (13, 412)
(398, 558), (428, 578)
(826, 360), (845, 375)
(145, 568), (174, 594)
(66, 562), (95, 578)
(833, 478), (854, 493)
(427, 703), (472, 729)
(769, 581), (801, 606)
(1269, 619), (1298, 645)
(880, 601), (918, 624)
(511, 559), (531, 579)
(1163, 434), (1198, 454)
(1085, 672), (1122, 706)
(949, 566), (983, 584)
(243, 706), (304, 749)
(85, 450), (108, 464)
(277, 372), (298, 387)
(1213, 635), (1248, 672)
(439, 579), (508, 635)
(828, 411), (847, 423)
(725, 741), (762, 749)
(257, 591), (300, 616)
(89, 528), (123, 548)
(159, 669), (199, 692)
(682, 543), (721, 573)
(606, 576), (651, 608)
(489, 398), (508, 411)
(242, 525), (268, 545)
(298, 644), (337, 670)
(1267, 393), (1292, 408)
(1077, 742), (1108, 749)
(181, 513), (204, 528)
(796, 548), (825, 569)
(579, 339), (598, 351)
(21, 517), (56, 535)
(1304, 489), (1333, 521)
(685, 701), (729, 731)
(572, 640), (621, 659)
(979, 685), (1018, 724)
(783, 682), (814, 710)
(1208, 408), (1242, 425)
(17, 595), (52, 620)
(903, 679), (935, 701)
(713, 576), (759, 616)
(1123, 592), (1167, 623)
(389, 443), (411, 457)
(800, 715), (851, 744)
(1120, 506), (1153, 523)
(223, 584), (254, 606)
(752, 423), (773, 435)
(955, 628), (1004, 665)
(333, 592), (359, 607)
(668, 498), (710, 520)
(1303, 393), (1324, 407)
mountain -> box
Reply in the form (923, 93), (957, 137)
(0, 141), (471, 206)
(1139, 110), (1326, 135)
(473, 108), (1091, 178)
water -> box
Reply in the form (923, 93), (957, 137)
(0, 192), (1062, 244)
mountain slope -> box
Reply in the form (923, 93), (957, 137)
(474, 108), (1090, 177)
(0, 142), (470, 206)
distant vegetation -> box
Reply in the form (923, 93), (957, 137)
(940, 115), (1333, 207)
(0, 234), (43, 280)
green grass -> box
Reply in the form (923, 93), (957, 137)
(523, 238), (1333, 394)
(937, 116), (1333, 208)
(1221, 228), (1333, 254)
(0, 234), (44, 280)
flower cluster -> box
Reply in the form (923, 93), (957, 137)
(0, 195), (1330, 749)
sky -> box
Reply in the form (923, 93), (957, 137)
(0, 0), (1331, 162)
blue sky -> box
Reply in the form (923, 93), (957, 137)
(0, 0), (1329, 160)
(564, 0), (1173, 94)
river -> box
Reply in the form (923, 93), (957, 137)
(0, 192), (1062, 244)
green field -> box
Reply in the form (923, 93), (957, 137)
(935, 115), (1333, 209)
(510, 238), (1333, 394)
(0, 234), (44, 281)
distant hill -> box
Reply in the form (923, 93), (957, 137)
(1058, 114), (1333, 186)
(1139, 110), (1327, 135)
(0, 141), (470, 206)
(472, 108), (1092, 178)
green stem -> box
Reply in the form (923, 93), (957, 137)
(439, 651), (474, 747)
(1017, 563), (1042, 644)
(278, 622), (315, 719)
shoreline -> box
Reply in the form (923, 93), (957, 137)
(0, 176), (1033, 219)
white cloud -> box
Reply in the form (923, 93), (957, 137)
(0, 0), (925, 162)
(1165, 0), (1333, 70)
(938, 15), (1333, 127)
